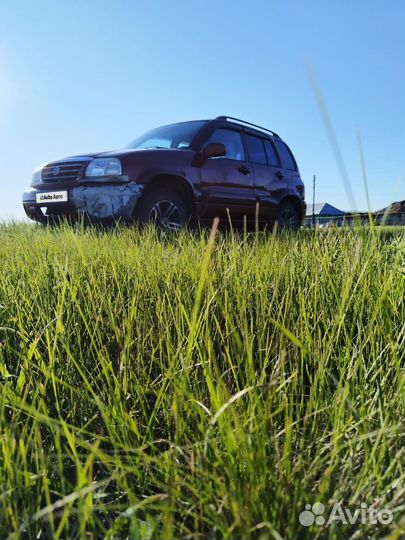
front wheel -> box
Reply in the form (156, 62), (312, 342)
(276, 201), (301, 231)
(135, 188), (190, 231)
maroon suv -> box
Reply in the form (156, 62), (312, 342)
(23, 116), (306, 230)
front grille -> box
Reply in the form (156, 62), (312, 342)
(41, 161), (86, 183)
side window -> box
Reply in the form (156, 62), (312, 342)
(274, 139), (297, 171)
(245, 135), (267, 165)
(208, 128), (245, 161)
(263, 139), (280, 167)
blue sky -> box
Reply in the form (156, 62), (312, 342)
(0, 0), (403, 219)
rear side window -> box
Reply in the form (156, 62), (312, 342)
(263, 139), (280, 167)
(245, 135), (267, 165)
(208, 128), (245, 161)
(274, 139), (297, 171)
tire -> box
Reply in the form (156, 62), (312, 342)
(135, 188), (190, 231)
(276, 201), (301, 231)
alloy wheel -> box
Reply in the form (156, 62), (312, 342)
(279, 207), (299, 230)
(149, 200), (184, 231)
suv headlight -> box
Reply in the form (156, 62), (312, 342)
(31, 164), (44, 186)
(86, 158), (122, 177)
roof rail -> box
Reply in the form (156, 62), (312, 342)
(215, 116), (280, 138)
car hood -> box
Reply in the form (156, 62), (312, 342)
(62, 147), (194, 161)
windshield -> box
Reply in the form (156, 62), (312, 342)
(126, 121), (207, 150)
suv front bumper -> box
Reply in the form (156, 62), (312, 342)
(23, 183), (144, 223)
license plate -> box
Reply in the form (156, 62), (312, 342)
(36, 191), (68, 204)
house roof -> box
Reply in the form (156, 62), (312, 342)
(376, 200), (405, 215)
(305, 203), (345, 217)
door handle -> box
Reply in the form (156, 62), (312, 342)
(275, 171), (284, 179)
(238, 165), (251, 175)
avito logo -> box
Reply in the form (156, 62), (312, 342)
(299, 501), (393, 527)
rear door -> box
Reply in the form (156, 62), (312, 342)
(200, 127), (256, 223)
(273, 138), (301, 192)
(244, 133), (288, 222)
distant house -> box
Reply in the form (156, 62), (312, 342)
(304, 202), (345, 227)
(303, 200), (405, 228)
(345, 201), (405, 226)
(374, 201), (405, 226)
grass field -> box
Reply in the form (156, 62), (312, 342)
(1, 222), (405, 539)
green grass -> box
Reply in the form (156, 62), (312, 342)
(1, 222), (405, 539)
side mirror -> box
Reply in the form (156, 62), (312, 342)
(202, 142), (226, 159)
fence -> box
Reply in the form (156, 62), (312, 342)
(303, 212), (405, 228)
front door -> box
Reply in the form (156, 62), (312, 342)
(200, 127), (255, 225)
